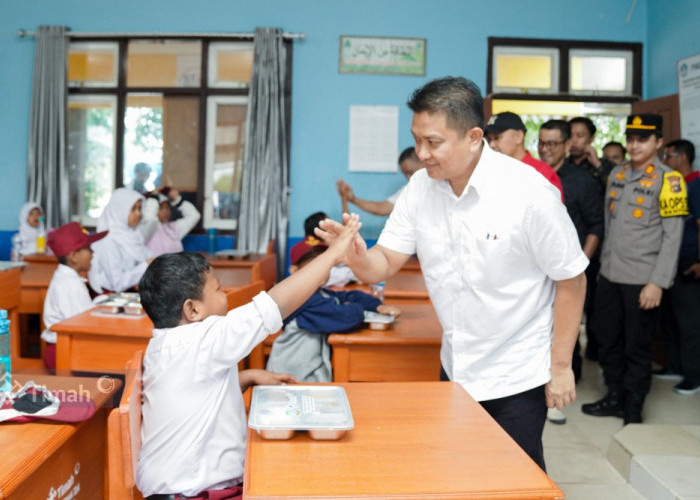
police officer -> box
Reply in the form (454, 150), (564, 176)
(582, 114), (688, 424)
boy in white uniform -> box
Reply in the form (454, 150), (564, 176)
(42, 222), (108, 369)
(136, 215), (361, 499)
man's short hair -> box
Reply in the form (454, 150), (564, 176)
(407, 76), (484, 136)
(569, 117), (596, 137)
(541, 120), (571, 142)
(603, 141), (626, 156)
(139, 252), (211, 328)
(304, 211), (328, 238)
(398, 146), (417, 164)
(666, 139), (696, 164)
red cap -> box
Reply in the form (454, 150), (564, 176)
(290, 236), (328, 265)
(48, 222), (108, 257)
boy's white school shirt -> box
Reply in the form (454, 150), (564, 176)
(42, 264), (103, 344)
(136, 292), (282, 497)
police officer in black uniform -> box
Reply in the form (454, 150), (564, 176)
(582, 114), (688, 424)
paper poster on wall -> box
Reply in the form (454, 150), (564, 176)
(678, 53), (700, 154)
(348, 105), (398, 172)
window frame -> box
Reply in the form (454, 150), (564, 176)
(67, 35), (260, 233)
(487, 37), (642, 103)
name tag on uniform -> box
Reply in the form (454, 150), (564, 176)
(659, 172), (689, 217)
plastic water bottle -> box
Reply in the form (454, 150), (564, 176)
(370, 282), (385, 302)
(10, 233), (23, 262)
(36, 216), (47, 254)
(0, 310), (11, 392)
(207, 228), (217, 255)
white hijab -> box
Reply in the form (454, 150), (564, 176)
(96, 188), (152, 262)
(18, 202), (43, 253)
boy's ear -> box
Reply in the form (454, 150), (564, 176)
(66, 250), (79, 265)
(182, 298), (203, 323)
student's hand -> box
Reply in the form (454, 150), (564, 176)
(316, 213), (366, 266)
(545, 365), (576, 410)
(377, 304), (401, 316)
(639, 283), (662, 310)
(251, 369), (298, 386)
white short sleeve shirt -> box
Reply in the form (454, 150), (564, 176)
(136, 292), (282, 496)
(378, 143), (588, 401)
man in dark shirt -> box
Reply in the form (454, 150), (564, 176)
(539, 120), (604, 411)
(568, 117), (616, 192)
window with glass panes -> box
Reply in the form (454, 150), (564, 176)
(67, 38), (257, 230)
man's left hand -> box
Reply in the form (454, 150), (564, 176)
(545, 366), (576, 410)
(638, 283), (662, 310)
(583, 144), (602, 168)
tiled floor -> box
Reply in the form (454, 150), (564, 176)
(543, 354), (700, 499)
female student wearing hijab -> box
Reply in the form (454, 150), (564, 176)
(140, 187), (200, 257)
(88, 188), (154, 293)
(17, 202), (45, 255)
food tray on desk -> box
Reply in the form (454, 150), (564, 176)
(95, 293), (142, 315)
(248, 385), (354, 440)
(363, 311), (395, 330)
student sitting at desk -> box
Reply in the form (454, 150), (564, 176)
(136, 215), (362, 499)
(140, 186), (201, 257)
(41, 222), (108, 369)
(88, 188), (153, 293)
(266, 238), (401, 382)
(17, 201), (49, 255)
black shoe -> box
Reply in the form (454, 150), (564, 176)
(581, 388), (624, 418)
(673, 379), (700, 395)
(623, 392), (645, 425)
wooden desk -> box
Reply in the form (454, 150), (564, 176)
(329, 302), (441, 382)
(207, 253), (268, 268)
(401, 255), (421, 272)
(244, 382), (564, 499)
(340, 272), (430, 304)
(19, 261), (55, 315)
(53, 309), (153, 373)
(0, 374), (121, 500)
(0, 266), (43, 371)
(211, 267), (253, 290)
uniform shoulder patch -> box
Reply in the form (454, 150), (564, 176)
(659, 172), (689, 217)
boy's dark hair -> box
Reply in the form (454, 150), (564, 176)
(295, 245), (327, 267)
(666, 139), (696, 164)
(569, 117), (597, 137)
(603, 141), (627, 156)
(139, 252), (211, 328)
(541, 119), (572, 142)
(398, 146), (417, 164)
(408, 76), (484, 136)
(304, 211), (328, 237)
(57, 255), (68, 265)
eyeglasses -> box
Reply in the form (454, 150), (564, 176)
(537, 140), (565, 149)
(661, 152), (681, 160)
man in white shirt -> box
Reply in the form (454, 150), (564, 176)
(318, 77), (588, 471)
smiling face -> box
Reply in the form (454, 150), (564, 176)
(411, 111), (483, 195)
(538, 128), (569, 169)
(128, 199), (143, 227)
(626, 134), (663, 169)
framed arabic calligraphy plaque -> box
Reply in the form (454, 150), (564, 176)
(339, 36), (426, 75)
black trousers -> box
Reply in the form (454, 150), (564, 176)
(440, 367), (546, 471)
(593, 276), (658, 394)
(667, 267), (700, 383)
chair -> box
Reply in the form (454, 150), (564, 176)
(251, 254), (278, 290)
(107, 350), (144, 500)
(266, 239), (276, 255)
(226, 280), (265, 312)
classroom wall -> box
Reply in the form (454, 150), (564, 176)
(646, 0), (700, 98)
(2, 0), (651, 249)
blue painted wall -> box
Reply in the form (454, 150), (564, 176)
(647, 0), (700, 98)
(2, 0), (652, 244)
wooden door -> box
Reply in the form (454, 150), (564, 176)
(632, 94), (680, 141)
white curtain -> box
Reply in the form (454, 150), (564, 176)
(26, 25), (69, 227)
(237, 27), (291, 277)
